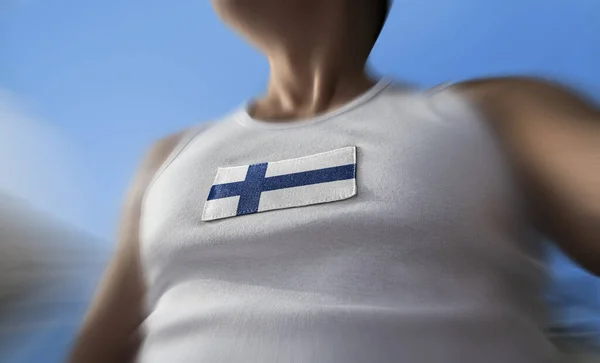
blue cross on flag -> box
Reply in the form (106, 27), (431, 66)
(202, 146), (357, 221)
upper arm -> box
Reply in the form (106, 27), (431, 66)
(68, 131), (187, 363)
(455, 77), (600, 275)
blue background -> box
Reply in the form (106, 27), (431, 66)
(0, 0), (598, 361)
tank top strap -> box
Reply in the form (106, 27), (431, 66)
(142, 122), (214, 210)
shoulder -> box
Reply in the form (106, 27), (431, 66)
(128, 126), (205, 205)
(450, 75), (562, 96)
(437, 76), (600, 141)
(448, 76), (596, 116)
(135, 130), (190, 185)
(137, 123), (213, 183)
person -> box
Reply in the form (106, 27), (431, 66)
(68, 0), (600, 362)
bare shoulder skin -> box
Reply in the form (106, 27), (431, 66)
(452, 77), (600, 276)
(67, 131), (188, 363)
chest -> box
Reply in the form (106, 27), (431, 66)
(141, 100), (520, 267)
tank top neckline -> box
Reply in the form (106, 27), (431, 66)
(235, 78), (394, 130)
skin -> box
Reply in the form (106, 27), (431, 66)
(68, 0), (600, 362)
(453, 78), (600, 275)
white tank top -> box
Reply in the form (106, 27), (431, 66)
(137, 79), (556, 363)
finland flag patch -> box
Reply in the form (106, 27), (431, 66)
(202, 146), (357, 221)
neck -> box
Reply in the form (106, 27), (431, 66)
(251, 42), (377, 122)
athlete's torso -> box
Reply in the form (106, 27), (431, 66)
(137, 79), (556, 363)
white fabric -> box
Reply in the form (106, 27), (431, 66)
(264, 146), (355, 176)
(138, 79), (556, 363)
(212, 165), (249, 184)
(258, 178), (356, 214)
